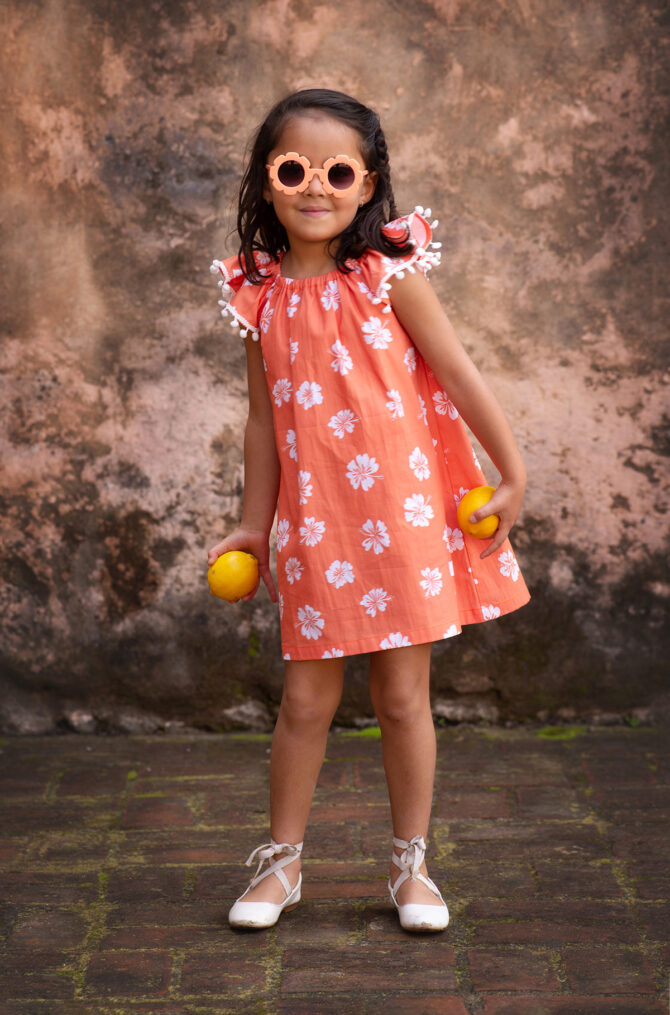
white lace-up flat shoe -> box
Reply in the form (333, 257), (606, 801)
(388, 834), (449, 932)
(228, 839), (303, 929)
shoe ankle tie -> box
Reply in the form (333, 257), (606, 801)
(392, 834), (426, 880)
(245, 839), (304, 882)
(389, 834), (445, 907)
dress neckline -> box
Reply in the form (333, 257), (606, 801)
(276, 252), (343, 287)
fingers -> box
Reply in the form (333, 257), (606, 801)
(241, 579), (261, 603)
(479, 529), (507, 559)
(261, 566), (278, 603)
(207, 530), (278, 603)
(207, 535), (241, 565)
(469, 494), (502, 526)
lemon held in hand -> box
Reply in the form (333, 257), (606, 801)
(208, 551), (259, 602)
(457, 485), (500, 539)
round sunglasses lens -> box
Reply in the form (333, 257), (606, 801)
(276, 160), (305, 189)
(327, 163), (356, 190)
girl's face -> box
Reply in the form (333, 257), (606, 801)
(263, 112), (377, 253)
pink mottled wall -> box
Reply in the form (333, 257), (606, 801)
(1, 0), (668, 732)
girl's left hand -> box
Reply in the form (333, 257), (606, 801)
(470, 477), (526, 560)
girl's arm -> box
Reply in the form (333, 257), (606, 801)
(390, 272), (526, 560)
(207, 337), (280, 600)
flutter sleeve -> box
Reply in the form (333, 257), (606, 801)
(358, 206), (442, 314)
(209, 252), (277, 341)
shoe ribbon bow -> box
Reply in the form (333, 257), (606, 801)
(245, 840), (303, 881)
(399, 835), (427, 879)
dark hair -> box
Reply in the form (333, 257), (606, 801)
(236, 88), (412, 283)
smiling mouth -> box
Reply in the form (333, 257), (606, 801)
(300, 207), (329, 214)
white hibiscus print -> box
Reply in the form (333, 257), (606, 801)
(299, 517), (325, 546)
(404, 493), (434, 527)
(297, 604), (324, 640)
(357, 280), (376, 303)
(498, 550), (520, 582)
(322, 648), (345, 657)
(272, 378), (292, 407)
(259, 303), (274, 333)
(289, 339), (299, 363)
(287, 293), (301, 318)
(276, 519), (291, 551)
(346, 453), (381, 491)
(433, 390), (458, 419)
(278, 592), (284, 619)
(296, 381), (323, 410)
(297, 470), (313, 504)
(420, 567), (443, 598)
(443, 525), (465, 552)
(360, 587), (392, 617)
(321, 280), (341, 310)
(361, 519), (390, 554)
(362, 317), (392, 349)
(409, 447), (430, 481)
(325, 560), (355, 588)
(284, 429), (298, 461)
(404, 347), (417, 373)
(443, 625), (459, 639)
(330, 339), (353, 375)
(380, 632), (412, 649)
(284, 557), (304, 585)
(417, 394), (428, 425)
(328, 409), (359, 439)
(482, 604), (502, 620)
(385, 389), (404, 419)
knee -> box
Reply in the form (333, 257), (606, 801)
(280, 684), (338, 730)
(371, 685), (427, 727)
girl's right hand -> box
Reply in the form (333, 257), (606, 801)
(207, 528), (278, 603)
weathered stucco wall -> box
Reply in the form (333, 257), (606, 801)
(1, 0), (668, 733)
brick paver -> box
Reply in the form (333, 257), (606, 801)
(0, 726), (668, 1013)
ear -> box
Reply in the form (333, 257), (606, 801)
(360, 171), (378, 206)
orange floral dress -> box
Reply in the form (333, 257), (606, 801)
(211, 208), (530, 660)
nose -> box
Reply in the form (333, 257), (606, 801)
(304, 169), (326, 197)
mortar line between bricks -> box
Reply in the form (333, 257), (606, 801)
(43, 765), (65, 802)
(548, 946), (570, 995)
(69, 770), (136, 1000)
(443, 880), (482, 1015)
(167, 948), (185, 995)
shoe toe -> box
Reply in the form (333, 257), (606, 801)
(397, 902), (449, 932)
(228, 877), (301, 929)
(229, 899), (281, 929)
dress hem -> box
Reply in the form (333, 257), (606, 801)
(279, 588), (531, 661)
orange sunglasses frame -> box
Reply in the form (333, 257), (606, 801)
(266, 152), (369, 197)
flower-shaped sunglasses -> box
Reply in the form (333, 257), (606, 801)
(266, 152), (368, 196)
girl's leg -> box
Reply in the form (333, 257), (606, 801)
(369, 642), (442, 907)
(240, 656), (345, 905)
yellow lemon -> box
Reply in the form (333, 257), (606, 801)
(456, 485), (499, 539)
(207, 551), (259, 602)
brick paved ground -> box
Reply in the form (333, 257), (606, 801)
(0, 725), (668, 1014)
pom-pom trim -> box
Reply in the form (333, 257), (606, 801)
(374, 207), (441, 309)
(210, 259), (260, 341)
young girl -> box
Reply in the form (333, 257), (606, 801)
(208, 88), (530, 933)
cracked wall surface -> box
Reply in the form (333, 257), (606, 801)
(1, 0), (668, 732)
